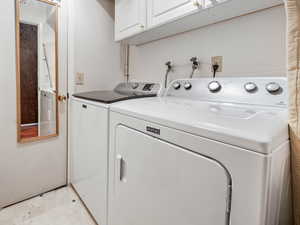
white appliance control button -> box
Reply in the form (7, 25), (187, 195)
(208, 81), (222, 92)
(184, 82), (192, 90)
(173, 82), (181, 90)
(131, 83), (139, 89)
(244, 82), (257, 92)
(266, 82), (281, 93)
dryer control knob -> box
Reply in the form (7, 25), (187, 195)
(266, 82), (281, 93)
(172, 82), (181, 90)
(131, 83), (139, 89)
(244, 82), (257, 93)
(208, 81), (222, 92)
(184, 82), (192, 90)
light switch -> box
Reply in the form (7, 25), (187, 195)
(75, 72), (84, 85)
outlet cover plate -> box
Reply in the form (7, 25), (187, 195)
(75, 72), (84, 85)
(211, 56), (223, 72)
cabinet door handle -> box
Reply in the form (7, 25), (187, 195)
(82, 104), (87, 109)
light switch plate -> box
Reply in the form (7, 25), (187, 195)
(75, 72), (84, 85)
(211, 56), (223, 72)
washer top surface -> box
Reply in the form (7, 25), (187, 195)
(73, 90), (157, 104)
(73, 82), (160, 104)
(110, 77), (289, 154)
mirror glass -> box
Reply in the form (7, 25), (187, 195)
(16, 0), (58, 142)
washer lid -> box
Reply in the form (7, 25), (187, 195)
(72, 90), (157, 104)
(72, 82), (161, 104)
(110, 97), (289, 154)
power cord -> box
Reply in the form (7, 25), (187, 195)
(212, 64), (219, 78)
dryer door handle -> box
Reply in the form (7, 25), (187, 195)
(116, 155), (126, 182)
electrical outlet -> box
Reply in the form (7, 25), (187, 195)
(75, 72), (84, 85)
(211, 56), (223, 72)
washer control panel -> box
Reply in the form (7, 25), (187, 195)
(115, 82), (161, 96)
(131, 83), (139, 89)
(142, 83), (155, 91)
(166, 77), (287, 107)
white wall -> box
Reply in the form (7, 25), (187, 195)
(129, 6), (286, 84)
(69, 0), (123, 94)
(67, 0), (123, 183)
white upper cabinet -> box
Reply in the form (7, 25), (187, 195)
(115, 0), (283, 44)
(115, 0), (147, 41)
(147, 0), (201, 28)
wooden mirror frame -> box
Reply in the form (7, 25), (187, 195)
(15, 0), (59, 143)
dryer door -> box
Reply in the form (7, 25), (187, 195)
(110, 125), (231, 225)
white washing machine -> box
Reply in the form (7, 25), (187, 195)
(71, 82), (160, 225)
(108, 77), (292, 225)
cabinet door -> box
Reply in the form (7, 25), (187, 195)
(147, 0), (201, 28)
(110, 125), (231, 225)
(71, 100), (108, 225)
(115, 0), (146, 41)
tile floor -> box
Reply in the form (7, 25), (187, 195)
(0, 186), (97, 225)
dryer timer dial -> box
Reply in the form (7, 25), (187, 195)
(266, 82), (281, 93)
(172, 82), (181, 90)
(244, 82), (257, 93)
(184, 82), (192, 90)
(208, 81), (222, 92)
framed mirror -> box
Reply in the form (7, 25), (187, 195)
(16, 0), (59, 143)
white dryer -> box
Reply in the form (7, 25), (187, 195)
(108, 77), (292, 225)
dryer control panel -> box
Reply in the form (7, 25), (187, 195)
(166, 77), (288, 108)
